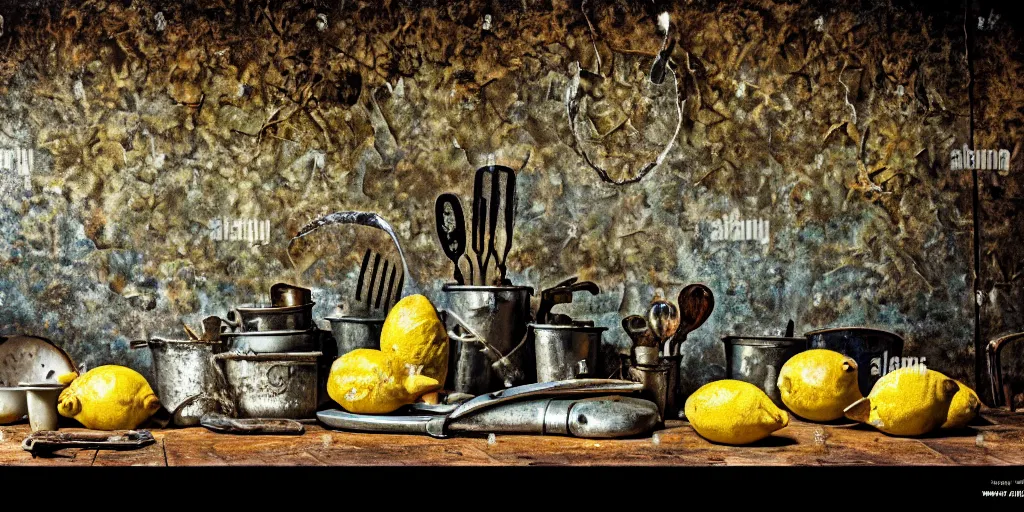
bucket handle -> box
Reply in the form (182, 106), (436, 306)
(442, 308), (526, 387)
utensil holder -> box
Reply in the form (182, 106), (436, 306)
(532, 323), (606, 383)
(441, 284), (533, 395)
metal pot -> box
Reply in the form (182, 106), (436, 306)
(441, 284), (534, 395)
(131, 337), (231, 426)
(225, 303), (315, 332)
(805, 327), (904, 396)
(722, 335), (807, 408)
(532, 323), (606, 382)
(324, 316), (384, 356)
(221, 329), (319, 353)
(215, 352), (320, 419)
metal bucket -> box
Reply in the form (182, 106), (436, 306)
(806, 327), (904, 396)
(441, 284), (533, 395)
(215, 352), (320, 419)
(722, 335), (807, 408)
(222, 329), (319, 353)
(325, 316), (384, 356)
(532, 323), (606, 382)
(130, 337), (231, 426)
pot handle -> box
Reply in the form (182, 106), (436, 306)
(129, 339), (149, 349)
(222, 309), (242, 330)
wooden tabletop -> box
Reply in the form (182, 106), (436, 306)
(2, 410), (1022, 466)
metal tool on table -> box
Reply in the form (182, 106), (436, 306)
(200, 412), (305, 435)
(532, 277), (605, 382)
(435, 193), (470, 285)
(988, 332), (1024, 411)
(22, 430), (155, 454)
(317, 379), (658, 439)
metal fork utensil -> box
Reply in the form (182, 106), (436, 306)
(355, 248), (404, 317)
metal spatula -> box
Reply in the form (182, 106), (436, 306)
(435, 193), (468, 285)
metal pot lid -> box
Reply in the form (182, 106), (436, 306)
(441, 284), (534, 293)
(145, 337), (223, 345)
(323, 316), (386, 324)
(220, 328), (320, 337)
(722, 335), (807, 346)
(17, 382), (66, 390)
(233, 303), (315, 313)
(529, 323), (608, 333)
(215, 351), (322, 361)
(804, 326), (902, 338)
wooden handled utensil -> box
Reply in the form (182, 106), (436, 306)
(670, 284), (715, 356)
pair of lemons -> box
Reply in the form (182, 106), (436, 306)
(326, 295), (449, 414)
(686, 349), (981, 445)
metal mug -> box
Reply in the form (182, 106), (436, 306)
(722, 335), (807, 408)
(806, 327), (904, 396)
(532, 323), (606, 382)
(325, 316), (384, 356)
(130, 337), (231, 426)
(441, 284), (534, 395)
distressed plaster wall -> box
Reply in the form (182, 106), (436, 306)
(0, 0), (1018, 403)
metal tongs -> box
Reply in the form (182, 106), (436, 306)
(317, 379), (659, 439)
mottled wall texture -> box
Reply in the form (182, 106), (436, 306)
(0, 0), (1020, 404)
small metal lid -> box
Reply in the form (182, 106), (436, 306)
(803, 326), (902, 338)
(529, 323), (608, 333)
(219, 328), (321, 338)
(721, 335), (807, 347)
(233, 303), (315, 313)
(442, 284), (534, 293)
(215, 351), (322, 362)
(323, 316), (386, 324)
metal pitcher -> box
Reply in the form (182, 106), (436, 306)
(130, 337), (233, 426)
(324, 316), (384, 356)
(441, 284), (533, 395)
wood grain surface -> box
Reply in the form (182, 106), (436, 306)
(1, 410), (1021, 467)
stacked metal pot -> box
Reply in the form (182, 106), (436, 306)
(216, 283), (322, 419)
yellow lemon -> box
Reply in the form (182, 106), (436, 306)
(379, 294), (448, 384)
(57, 365), (161, 430)
(844, 365), (958, 436)
(942, 380), (980, 429)
(778, 349), (862, 421)
(684, 380), (790, 445)
(327, 348), (441, 414)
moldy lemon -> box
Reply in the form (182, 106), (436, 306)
(58, 365), (161, 430)
(844, 365), (958, 436)
(684, 380), (790, 445)
(327, 349), (441, 414)
(379, 294), (448, 384)
(942, 380), (980, 429)
(778, 349), (862, 421)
